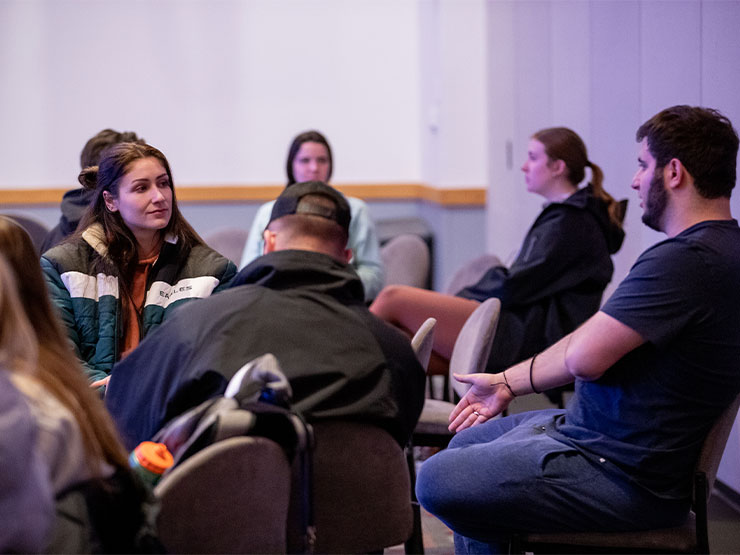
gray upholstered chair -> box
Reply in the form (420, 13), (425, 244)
(412, 297), (502, 448)
(2, 213), (49, 255)
(380, 233), (431, 289)
(411, 317), (437, 371)
(406, 317), (438, 553)
(516, 390), (740, 554)
(289, 421), (413, 554)
(444, 253), (503, 295)
(203, 227), (249, 265)
(155, 436), (292, 554)
(405, 298), (501, 553)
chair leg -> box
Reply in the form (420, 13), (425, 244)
(508, 534), (522, 554)
(405, 444), (425, 554)
(694, 472), (709, 554)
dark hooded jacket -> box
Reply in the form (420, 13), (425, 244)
(40, 188), (94, 253)
(106, 249), (426, 450)
(457, 184), (625, 372)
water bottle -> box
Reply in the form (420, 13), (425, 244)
(129, 441), (174, 486)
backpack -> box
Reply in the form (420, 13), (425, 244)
(152, 353), (316, 552)
(48, 468), (163, 554)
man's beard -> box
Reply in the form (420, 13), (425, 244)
(642, 169), (668, 232)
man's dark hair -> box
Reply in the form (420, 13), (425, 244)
(80, 129), (144, 169)
(636, 106), (739, 199)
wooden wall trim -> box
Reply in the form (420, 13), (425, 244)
(0, 188), (67, 205)
(0, 183), (486, 207)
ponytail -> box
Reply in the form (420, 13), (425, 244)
(587, 161), (623, 227)
(533, 127), (624, 228)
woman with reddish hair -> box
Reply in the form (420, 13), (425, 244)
(371, 128), (625, 380)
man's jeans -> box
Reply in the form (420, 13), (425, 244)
(416, 410), (690, 551)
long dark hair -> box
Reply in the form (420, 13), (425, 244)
(76, 142), (204, 331)
(285, 130), (333, 185)
(533, 127), (623, 227)
(78, 142), (203, 260)
(0, 216), (128, 471)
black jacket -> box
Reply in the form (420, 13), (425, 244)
(106, 249), (426, 449)
(41, 188), (94, 253)
(457, 185), (625, 371)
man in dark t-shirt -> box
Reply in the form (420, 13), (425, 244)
(416, 106), (740, 552)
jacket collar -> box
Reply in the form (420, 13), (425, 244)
(231, 249), (366, 305)
(81, 223), (109, 257)
(81, 223), (178, 258)
(540, 184), (625, 254)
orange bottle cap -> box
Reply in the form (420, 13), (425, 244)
(134, 441), (174, 474)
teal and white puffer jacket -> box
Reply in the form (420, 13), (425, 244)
(41, 224), (237, 382)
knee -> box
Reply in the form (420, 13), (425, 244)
(416, 452), (458, 517)
(415, 457), (439, 513)
(369, 284), (409, 319)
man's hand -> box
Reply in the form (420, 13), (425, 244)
(448, 373), (514, 433)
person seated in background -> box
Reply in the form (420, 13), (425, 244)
(370, 127), (625, 381)
(41, 142), (236, 389)
(0, 217), (151, 552)
(41, 128), (144, 253)
(106, 181), (425, 450)
(240, 130), (384, 301)
(416, 106), (740, 553)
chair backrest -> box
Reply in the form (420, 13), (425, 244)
(203, 227), (249, 265)
(2, 213), (50, 255)
(448, 297), (502, 400)
(380, 233), (431, 289)
(411, 317), (437, 371)
(697, 391), (740, 494)
(154, 436), (291, 554)
(289, 421), (412, 554)
(444, 253), (503, 295)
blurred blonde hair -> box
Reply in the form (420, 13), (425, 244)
(0, 216), (128, 470)
(0, 253), (37, 374)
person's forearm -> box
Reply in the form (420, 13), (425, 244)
(501, 334), (576, 397)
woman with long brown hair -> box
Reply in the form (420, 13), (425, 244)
(370, 127), (625, 380)
(41, 142), (236, 389)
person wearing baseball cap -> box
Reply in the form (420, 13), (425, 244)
(239, 130), (385, 302)
(262, 180), (352, 264)
(107, 181), (425, 452)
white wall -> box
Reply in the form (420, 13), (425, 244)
(418, 0), (489, 286)
(0, 0), (423, 188)
(419, 0), (488, 189)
